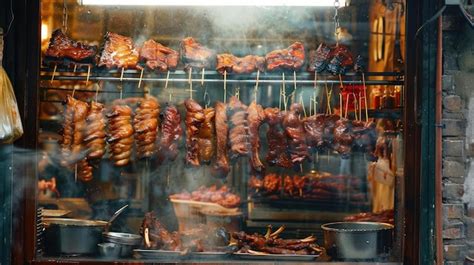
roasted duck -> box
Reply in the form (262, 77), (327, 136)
(216, 54), (265, 74)
(198, 107), (215, 164)
(228, 96), (251, 159)
(247, 102), (265, 172)
(265, 42), (305, 71)
(133, 96), (160, 159)
(327, 44), (354, 75)
(139, 39), (179, 71)
(213, 101), (230, 178)
(307, 43), (331, 73)
(84, 102), (106, 161)
(283, 103), (310, 165)
(45, 29), (97, 64)
(157, 104), (182, 163)
(264, 108), (292, 168)
(180, 37), (216, 70)
(71, 99), (91, 181)
(107, 104), (134, 166)
(184, 99), (205, 166)
(60, 95), (77, 167)
(98, 32), (139, 69)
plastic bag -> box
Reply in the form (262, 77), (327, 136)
(0, 65), (23, 143)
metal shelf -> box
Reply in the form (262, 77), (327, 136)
(40, 68), (405, 86)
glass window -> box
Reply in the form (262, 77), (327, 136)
(37, 0), (405, 262)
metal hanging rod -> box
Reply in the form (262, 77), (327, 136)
(40, 75), (404, 86)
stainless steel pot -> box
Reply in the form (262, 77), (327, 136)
(43, 218), (107, 256)
(321, 222), (394, 261)
(102, 232), (142, 257)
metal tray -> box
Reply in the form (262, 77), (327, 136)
(133, 249), (183, 259)
(188, 251), (229, 260)
(233, 252), (319, 261)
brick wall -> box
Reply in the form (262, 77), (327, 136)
(442, 12), (474, 265)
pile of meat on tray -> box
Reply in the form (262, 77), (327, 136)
(248, 173), (366, 202)
(170, 185), (241, 208)
(45, 29), (362, 75)
(231, 226), (324, 255)
(140, 211), (229, 252)
(344, 209), (394, 224)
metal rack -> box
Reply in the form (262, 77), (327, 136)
(40, 68), (405, 86)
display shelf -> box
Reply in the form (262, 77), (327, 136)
(40, 68), (405, 86)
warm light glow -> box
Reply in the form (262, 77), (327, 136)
(41, 23), (49, 41)
(79, 0), (346, 7)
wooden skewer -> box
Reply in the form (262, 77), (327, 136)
(72, 86), (77, 98)
(120, 67), (124, 82)
(344, 93), (350, 119)
(359, 92), (362, 121)
(73, 64), (77, 73)
(51, 64), (57, 83)
(282, 73), (287, 111)
(223, 70), (227, 103)
(138, 68), (144, 88)
(189, 68), (193, 100)
(300, 95), (307, 117)
(201, 68), (205, 86)
(86, 65), (91, 85)
(254, 70), (260, 103)
(165, 70), (171, 102)
(339, 93), (343, 117)
(362, 73), (369, 122)
(309, 96), (313, 116)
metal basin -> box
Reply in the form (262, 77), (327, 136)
(321, 222), (394, 261)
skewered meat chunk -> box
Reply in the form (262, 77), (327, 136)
(228, 96), (251, 159)
(184, 99), (205, 167)
(322, 114), (341, 147)
(98, 32), (139, 69)
(157, 104), (182, 163)
(283, 175), (295, 196)
(139, 39), (179, 71)
(216, 54), (265, 74)
(263, 174), (281, 194)
(333, 118), (353, 157)
(60, 95), (76, 167)
(84, 102), (106, 160)
(213, 102), (230, 178)
(265, 42), (305, 71)
(283, 103), (310, 165)
(170, 185), (241, 208)
(247, 102), (265, 172)
(303, 114), (325, 151)
(248, 175), (263, 191)
(264, 108), (292, 168)
(133, 96), (160, 159)
(107, 104), (134, 166)
(327, 44), (354, 75)
(140, 212), (181, 250)
(198, 107), (215, 164)
(180, 37), (216, 70)
(307, 43), (331, 73)
(45, 29), (98, 64)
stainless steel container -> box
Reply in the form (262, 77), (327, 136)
(43, 218), (107, 256)
(102, 232), (142, 257)
(321, 222), (394, 260)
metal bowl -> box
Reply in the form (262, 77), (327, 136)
(321, 222), (394, 261)
(102, 232), (142, 257)
(98, 242), (121, 258)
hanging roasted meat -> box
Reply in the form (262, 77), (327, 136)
(264, 108), (292, 168)
(333, 118), (353, 157)
(60, 95), (77, 167)
(283, 103), (310, 165)
(228, 96), (251, 160)
(184, 99), (205, 167)
(247, 102), (266, 172)
(45, 29), (98, 64)
(352, 120), (377, 159)
(71, 99), (91, 181)
(84, 101), (106, 161)
(157, 104), (182, 163)
(198, 107), (215, 164)
(98, 32), (140, 69)
(307, 43), (331, 73)
(139, 39), (179, 71)
(180, 37), (216, 70)
(213, 101), (230, 178)
(263, 173), (281, 194)
(216, 54), (266, 74)
(327, 44), (354, 75)
(133, 96), (160, 159)
(265, 42), (305, 71)
(303, 114), (326, 151)
(322, 114), (341, 147)
(107, 104), (134, 166)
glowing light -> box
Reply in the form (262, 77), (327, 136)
(41, 23), (49, 41)
(79, 0), (346, 7)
